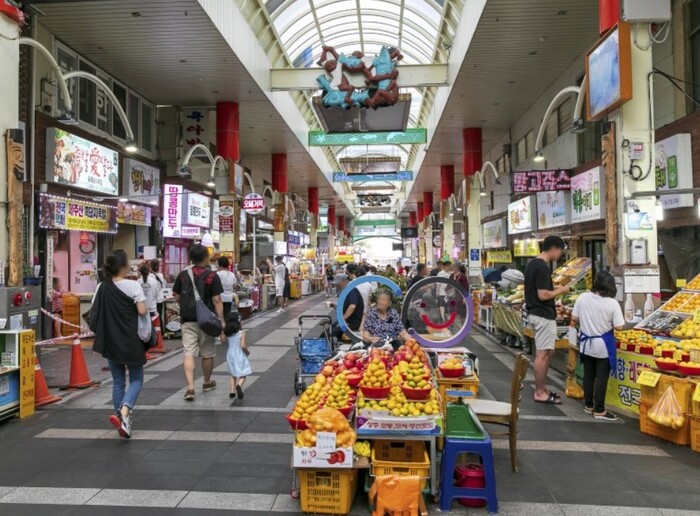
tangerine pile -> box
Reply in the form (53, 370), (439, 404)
(359, 358), (389, 388)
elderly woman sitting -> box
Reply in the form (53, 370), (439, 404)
(362, 289), (409, 348)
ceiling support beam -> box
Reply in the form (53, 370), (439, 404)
(270, 64), (449, 91)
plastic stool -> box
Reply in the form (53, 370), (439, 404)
(440, 435), (498, 513)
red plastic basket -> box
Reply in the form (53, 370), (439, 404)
(439, 366), (466, 378)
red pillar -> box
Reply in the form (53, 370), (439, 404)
(409, 211), (417, 226)
(327, 205), (336, 227)
(338, 216), (346, 232)
(216, 102), (240, 161)
(423, 192), (434, 220)
(271, 153), (288, 192)
(308, 187), (319, 215)
(462, 128), (482, 177)
(440, 165), (455, 201)
(416, 202), (424, 223)
(599, 0), (619, 35)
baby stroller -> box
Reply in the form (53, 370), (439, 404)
(293, 315), (335, 395)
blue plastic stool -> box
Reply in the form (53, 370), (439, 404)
(440, 435), (498, 514)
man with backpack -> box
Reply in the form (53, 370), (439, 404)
(173, 245), (225, 401)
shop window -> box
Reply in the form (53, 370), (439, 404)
(525, 130), (535, 159)
(78, 59), (97, 127)
(515, 136), (527, 165)
(129, 93), (140, 145)
(96, 72), (112, 134)
(141, 102), (154, 153)
(557, 97), (573, 135)
(691, 0), (700, 105)
(577, 119), (603, 164)
(55, 44), (78, 116)
(112, 81), (127, 140)
(543, 106), (559, 147)
(496, 156), (505, 176)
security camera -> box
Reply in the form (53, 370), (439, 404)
(177, 164), (192, 179)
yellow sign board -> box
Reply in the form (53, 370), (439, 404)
(636, 369), (661, 387)
(676, 278), (687, 288)
(19, 330), (35, 419)
(513, 239), (539, 257)
(604, 350), (657, 414)
(693, 383), (700, 403)
(486, 250), (513, 263)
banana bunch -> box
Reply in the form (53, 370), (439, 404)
(353, 440), (371, 457)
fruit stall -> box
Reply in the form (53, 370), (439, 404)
(286, 339), (480, 512)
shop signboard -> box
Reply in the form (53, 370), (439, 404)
(570, 166), (605, 223)
(513, 238), (540, 257)
(656, 133), (693, 209)
(607, 349), (656, 415)
(123, 159), (160, 205)
(185, 192), (211, 228)
(486, 250), (512, 263)
(512, 169), (571, 193)
(19, 330), (35, 419)
(163, 184), (183, 238)
(507, 196), (536, 235)
(536, 191), (571, 229)
(181, 226), (202, 239)
(219, 199), (235, 234)
(355, 226), (396, 237)
(243, 193), (265, 215)
(482, 219), (506, 249)
(211, 199), (220, 231)
(46, 127), (119, 196)
(117, 201), (152, 227)
(234, 163), (245, 198)
(39, 194), (117, 233)
(182, 107), (210, 153)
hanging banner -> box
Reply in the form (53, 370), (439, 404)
(486, 250), (513, 263)
(39, 194), (117, 233)
(536, 191), (571, 229)
(512, 169), (571, 193)
(181, 107), (210, 154)
(219, 199), (235, 234)
(46, 127), (119, 196)
(482, 219), (506, 249)
(184, 192), (211, 228)
(310, 128), (426, 146)
(117, 202), (152, 227)
(656, 134), (693, 209)
(570, 166), (605, 223)
(507, 196), (537, 235)
(513, 238), (540, 257)
(123, 159), (160, 206)
(163, 184), (183, 238)
(332, 171), (413, 182)
(212, 199), (220, 231)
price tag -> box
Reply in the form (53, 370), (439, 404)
(674, 350), (684, 361)
(693, 383), (700, 403)
(677, 279), (687, 288)
(316, 431), (337, 453)
(637, 370), (661, 387)
(694, 308), (700, 324)
(653, 347), (662, 357)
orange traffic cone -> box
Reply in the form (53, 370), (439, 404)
(34, 355), (61, 407)
(60, 338), (99, 390)
(149, 314), (166, 354)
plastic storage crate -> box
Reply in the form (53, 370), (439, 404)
(298, 468), (357, 515)
(639, 371), (693, 414)
(692, 381), (700, 417)
(639, 401), (690, 446)
(690, 415), (700, 452)
(370, 441), (430, 490)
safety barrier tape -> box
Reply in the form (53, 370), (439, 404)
(40, 307), (91, 331)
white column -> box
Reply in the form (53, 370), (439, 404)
(0, 16), (20, 262)
(615, 33), (657, 265)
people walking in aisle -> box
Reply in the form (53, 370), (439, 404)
(407, 263), (428, 290)
(138, 264), (161, 317)
(224, 311), (251, 400)
(173, 245), (225, 401)
(524, 235), (569, 405)
(324, 264), (334, 297)
(354, 266), (373, 314)
(437, 260), (452, 318)
(283, 261), (292, 307)
(149, 259), (166, 321)
(273, 256), (287, 312)
(430, 260), (444, 277)
(90, 251), (148, 439)
(571, 271), (623, 421)
(216, 256), (239, 319)
(450, 261), (470, 291)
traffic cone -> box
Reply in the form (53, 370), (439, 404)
(34, 355), (61, 407)
(60, 338), (99, 390)
(146, 314), (166, 360)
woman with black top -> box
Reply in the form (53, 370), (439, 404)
(90, 251), (148, 439)
(325, 264), (334, 297)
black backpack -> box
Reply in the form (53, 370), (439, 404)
(179, 269), (215, 322)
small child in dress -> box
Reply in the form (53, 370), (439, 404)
(224, 311), (251, 399)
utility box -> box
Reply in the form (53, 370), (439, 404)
(621, 0), (671, 23)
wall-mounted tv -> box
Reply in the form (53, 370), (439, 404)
(585, 21), (633, 121)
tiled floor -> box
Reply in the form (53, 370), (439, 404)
(1, 293), (700, 515)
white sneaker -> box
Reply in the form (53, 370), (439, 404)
(277, 308), (284, 313)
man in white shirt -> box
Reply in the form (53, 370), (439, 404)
(216, 256), (240, 318)
(273, 255), (287, 312)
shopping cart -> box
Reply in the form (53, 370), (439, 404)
(293, 315), (334, 395)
